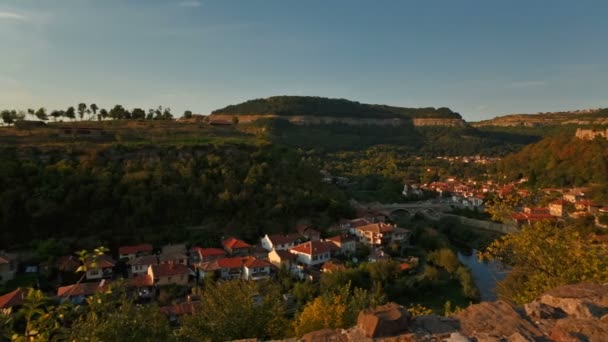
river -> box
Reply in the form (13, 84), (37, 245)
(457, 249), (508, 301)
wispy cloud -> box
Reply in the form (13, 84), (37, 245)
(179, 1), (202, 7)
(0, 11), (27, 21)
(507, 80), (547, 89)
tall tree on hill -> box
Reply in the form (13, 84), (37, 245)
(183, 110), (193, 119)
(109, 105), (125, 120)
(131, 108), (146, 120)
(50, 110), (62, 122)
(35, 108), (48, 121)
(89, 103), (98, 120)
(99, 108), (108, 120)
(162, 107), (173, 120)
(27, 108), (35, 118)
(77, 103), (87, 121)
(65, 106), (76, 121)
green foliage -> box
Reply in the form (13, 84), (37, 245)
(427, 248), (459, 274)
(212, 96), (462, 119)
(178, 280), (289, 341)
(483, 221), (608, 304)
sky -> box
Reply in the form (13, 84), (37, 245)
(0, 0), (607, 121)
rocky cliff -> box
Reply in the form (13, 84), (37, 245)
(282, 283), (608, 342)
(473, 108), (608, 128)
(207, 114), (467, 127)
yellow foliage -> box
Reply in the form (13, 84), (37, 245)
(293, 294), (347, 336)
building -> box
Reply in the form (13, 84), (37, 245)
(216, 257), (245, 280)
(149, 263), (190, 286)
(325, 234), (357, 255)
(129, 255), (159, 277)
(118, 244), (153, 261)
(222, 237), (252, 256)
(268, 249), (297, 270)
(241, 256), (273, 280)
(549, 199), (567, 217)
(0, 288), (28, 314)
(289, 241), (332, 266)
(57, 281), (111, 304)
(355, 223), (411, 247)
(296, 225), (321, 241)
(191, 247), (226, 263)
(84, 255), (115, 281)
(260, 233), (302, 252)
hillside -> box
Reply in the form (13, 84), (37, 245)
(210, 96), (466, 127)
(473, 108), (608, 128)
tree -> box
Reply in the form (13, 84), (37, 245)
(293, 294), (346, 336)
(183, 110), (193, 119)
(482, 221), (608, 304)
(90, 103), (98, 120)
(99, 108), (108, 120)
(34, 107), (48, 121)
(109, 105), (125, 120)
(484, 191), (522, 223)
(65, 106), (76, 121)
(1, 110), (15, 125)
(77, 103), (87, 120)
(427, 248), (459, 274)
(132, 108), (146, 120)
(178, 280), (288, 341)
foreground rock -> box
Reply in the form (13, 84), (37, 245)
(280, 283), (608, 342)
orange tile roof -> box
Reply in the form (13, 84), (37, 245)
(266, 233), (301, 246)
(273, 249), (297, 260)
(55, 255), (80, 272)
(216, 257), (244, 269)
(326, 234), (355, 244)
(242, 256), (272, 269)
(357, 223), (394, 234)
(222, 237), (251, 250)
(130, 255), (159, 266)
(151, 263), (190, 278)
(85, 255), (115, 269)
(0, 288), (28, 309)
(290, 241), (333, 256)
(118, 244), (153, 256)
(127, 275), (153, 287)
(57, 282), (110, 297)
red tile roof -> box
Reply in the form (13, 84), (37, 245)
(242, 256), (272, 269)
(358, 223), (394, 234)
(150, 263), (190, 278)
(57, 282), (110, 297)
(192, 247), (226, 258)
(127, 275), (153, 287)
(85, 255), (115, 269)
(290, 241), (333, 256)
(0, 288), (28, 309)
(326, 234), (355, 244)
(322, 261), (346, 273)
(222, 237), (251, 250)
(216, 257), (245, 269)
(273, 249), (297, 260)
(0, 256), (10, 265)
(118, 244), (153, 256)
(266, 233), (301, 246)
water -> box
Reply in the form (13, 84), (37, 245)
(457, 249), (507, 301)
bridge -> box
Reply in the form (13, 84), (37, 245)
(353, 201), (453, 220)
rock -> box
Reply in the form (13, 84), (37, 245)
(412, 315), (459, 335)
(524, 301), (567, 320)
(549, 318), (608, 342)
(454, 300), (544, 341)
(538, 283), (608, 319)
(301, 329), (347, 342)
(444, 332), (471, 342)
(357, 302), (410, 338)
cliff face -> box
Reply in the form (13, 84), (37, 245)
(208, 114), (466, 127)
(473, 108), (608, 128)
(289, 283), (608, 342)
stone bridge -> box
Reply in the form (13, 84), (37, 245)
(355, 202), (453, 220)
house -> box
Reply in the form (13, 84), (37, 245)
(355, 223), (411, 247)
(325, 234), (356, 255)
(296, 225), (321, 241)
(84, 255), (115, 281)
(159, 244), (188, 265)
(321, 261), (347, 273)
(191, 247), (226, 263)
(130, 255), (158, 277)
(340, 218), (371, 235)
(149, 263), (190, 286)
(0, 253), (17, 285)
(118, 244), (153, 261)
(216, 257), (245, 280)
(242, 256), (273, 280)
(575, 200), (602, 214)
(222, 237), (252, 256)
(289, 241), (332, 266)
(260, 233), (302, 252)
(160, 300), (199, 323)
(268, 249), (297, 270)
(549, 199), (567, 217)
(54, 255), (80, 273)
(511, 207), (556, 227)
(0, 288), (28, 314)
(57, 281), (111, 304)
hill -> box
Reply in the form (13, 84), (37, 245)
(210, 96), (466, 127)
(472, 108), (608, 128)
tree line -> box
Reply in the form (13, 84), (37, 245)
(0, 103), (197, 125)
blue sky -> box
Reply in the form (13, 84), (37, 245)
(0, 0), (607, 121)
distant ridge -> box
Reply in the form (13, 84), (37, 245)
(209, 96), (466, 127)
(473, 108), (608, 127)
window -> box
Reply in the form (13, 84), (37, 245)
(89, 269), (100, 276)
(168, 276), (172, 282)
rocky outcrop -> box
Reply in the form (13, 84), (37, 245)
(207, 114), (467, 127)
(283, 283), (608, 342)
